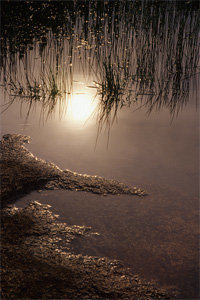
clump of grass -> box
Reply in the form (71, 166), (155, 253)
(95, 60), (125, 129)
(0, 0), (199, 130)
(1, 65), (69, 121)
(93, 59), (135, 131)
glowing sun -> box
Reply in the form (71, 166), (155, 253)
(67, 93), (97, 123)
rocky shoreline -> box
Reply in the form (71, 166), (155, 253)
(1, 134), (176, 299)
(1, 201), (176, 299)
(1, 134), (147, 207)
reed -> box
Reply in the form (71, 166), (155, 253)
(1, 0), (199, 128)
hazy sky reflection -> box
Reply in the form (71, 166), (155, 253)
(1, 89), (198, 198)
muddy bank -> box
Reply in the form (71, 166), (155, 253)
(1, 134), (146, 207)
(1, 201), (175, 299)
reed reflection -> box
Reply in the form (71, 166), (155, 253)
(1, 0), (199, 130)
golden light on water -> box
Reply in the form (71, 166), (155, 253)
(69, 93), (96, 122)
(65, 79), (97, 124)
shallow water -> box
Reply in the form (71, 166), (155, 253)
(1, 92), (199, 197)
(1, 1), (199, 298)
(1, 94), (199, 299)
(15, 187), (199, 299)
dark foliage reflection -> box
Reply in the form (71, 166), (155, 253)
(1, 0), (199, 129)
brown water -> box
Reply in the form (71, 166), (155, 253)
(1, 92), (199, 197)
(2, 93), (199, 299)
(15, 186), (199, 299)
(1, 2), (199, 298)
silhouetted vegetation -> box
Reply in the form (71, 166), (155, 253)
(1, 0), (199, 129)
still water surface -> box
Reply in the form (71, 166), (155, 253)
(1, 1), (199, 298)
(1, 86), (198, 197)
(1, 78), (199, 298)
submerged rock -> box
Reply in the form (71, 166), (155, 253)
(0, 134), (147, 206)
(1, 201), (174, 299)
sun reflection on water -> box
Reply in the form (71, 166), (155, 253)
(69, 93), (96, 121)
(65, 79), (97, 125)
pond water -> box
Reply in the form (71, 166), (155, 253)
(1, 1), (199, 299)
(1, 79), (199, 298)
(1, 88), (198, 197)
